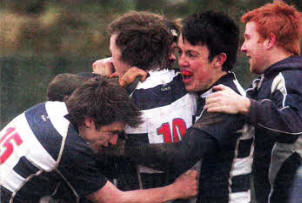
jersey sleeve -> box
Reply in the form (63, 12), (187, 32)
(125, 126), (218, 174)
(246, 71), (302, 136)
(193, 111), (245, 148)
(58, 129), (108, 198)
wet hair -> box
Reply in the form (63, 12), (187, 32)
(108, 11), (173, 71)
(66, 77), (141, 129)
(241, 1), (302, 55)
(47, 73), (97, 102)
(182, 11), (240, 71)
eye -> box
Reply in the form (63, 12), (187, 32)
(186, 51), (198, 58)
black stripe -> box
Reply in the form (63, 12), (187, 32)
(1, 186), (12, 203)
(237, 138), (254, 158)
(231, 173), (251, 193)
(127, 133), (149, 144)
(13, 156), (39, 179)
(25, 103), (63, 160)
(131, 74), (187, 110)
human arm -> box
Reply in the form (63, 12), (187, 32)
(87, 170), (198, 203)
(92, 58), (148, 87)
(121, 111), (244, 175)
(204, 84), (250, 115)
(92, 57), (115, 78)
(206, 74), (302, 135)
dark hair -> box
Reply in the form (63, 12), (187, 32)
(47, 73), (97, 102)
(182, 11), (239, 71)
(108, 11), (173, 71)
(66, 77), (141, 129)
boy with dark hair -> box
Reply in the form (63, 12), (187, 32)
(205, 1), (302, 202)
(118, 11), (254, 203)
(94, 11), (198, 192)
(0, 78), (198, 203)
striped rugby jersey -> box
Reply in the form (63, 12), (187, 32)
(0, 102), (107, 203)
(195, 72), (254, 203)
(125, 69), (197, 174)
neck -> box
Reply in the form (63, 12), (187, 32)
(265, 47), (293, 70)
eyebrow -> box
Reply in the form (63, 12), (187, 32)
(110, 130), (123, 135)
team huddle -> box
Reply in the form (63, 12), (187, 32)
(1, 1), (302, 203)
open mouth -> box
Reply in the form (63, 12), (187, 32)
(181, 70), (193, 80)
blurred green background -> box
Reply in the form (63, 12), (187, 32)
(1, 0), (301, 128)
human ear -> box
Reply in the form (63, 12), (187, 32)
(214, 52), (227, 68)
(84, 117), (94, 128)
(264, 33), (276, 49)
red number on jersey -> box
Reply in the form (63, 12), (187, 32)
(0, 127), (23, 164)
(157, 118), (187, 143)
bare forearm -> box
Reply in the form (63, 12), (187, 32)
(119, 184), (180, 203)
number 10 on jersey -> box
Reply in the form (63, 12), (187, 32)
(157, 118), (187, 143)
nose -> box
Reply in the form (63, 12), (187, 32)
(169, 53), (176, 61)
(178, 54), (188, 68)
(241, 42), (247, 53)
(109, 134), (118, 145)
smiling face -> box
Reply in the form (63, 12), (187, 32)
(80, 120), (125, 153)
(110, 34), (131, 76)
(177, 34), (224, 92)
(241, 22), (268, 74)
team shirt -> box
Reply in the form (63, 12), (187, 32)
(0, 102), (107, 203)
(126, 72), (254, 202)
(246, 55), (302, 202)
(125, 69), (197, 174)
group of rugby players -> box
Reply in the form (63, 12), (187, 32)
(1, 1), (302, 203)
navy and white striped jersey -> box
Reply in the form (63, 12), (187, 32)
(125, 69), (197, 174)
(127, 72), (254, 202)
(246, 55), (302, 203)
(0, 102), (107, 203)
(194, 72), (254, 203)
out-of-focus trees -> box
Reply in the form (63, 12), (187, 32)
(1, 0), (301, 128)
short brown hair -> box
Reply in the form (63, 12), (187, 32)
(108, 11), (173, 71)
(66, 77), (141, 129)
(47, 73), (97, 102)
(241, 1), (302, 55)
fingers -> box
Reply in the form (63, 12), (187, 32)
(119, 67), (148, 87)
(212, 84), (228, 91)
(92, 58), (115, 77)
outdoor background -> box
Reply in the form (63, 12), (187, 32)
(1, 0), (301, 128)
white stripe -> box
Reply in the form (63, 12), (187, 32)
(45, 102), (69, 139)
(271, 72), (287, 108)
(231, 156), (253, 176)
(232, 73), (246, 96)
(2, 170), (25, 193)
(0, 114), (56, 183)
(229, 190), (251, 203)
(135, 69), (177, 89)
(126, 93), (197, 135)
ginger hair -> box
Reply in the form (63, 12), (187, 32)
(241, 1), (302, 55)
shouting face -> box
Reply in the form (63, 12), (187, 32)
(177, 34), (224, 92)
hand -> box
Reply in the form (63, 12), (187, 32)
(92, 57), (115, 77)
(172, 170), (198, 199)
(204, 84), (250, 115)
(119, 67), (148, 87)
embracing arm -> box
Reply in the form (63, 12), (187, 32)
(87, 170), (198, 203)
(125, 128), (217, 174)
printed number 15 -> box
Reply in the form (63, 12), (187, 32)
(0, 128), (23, 164)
